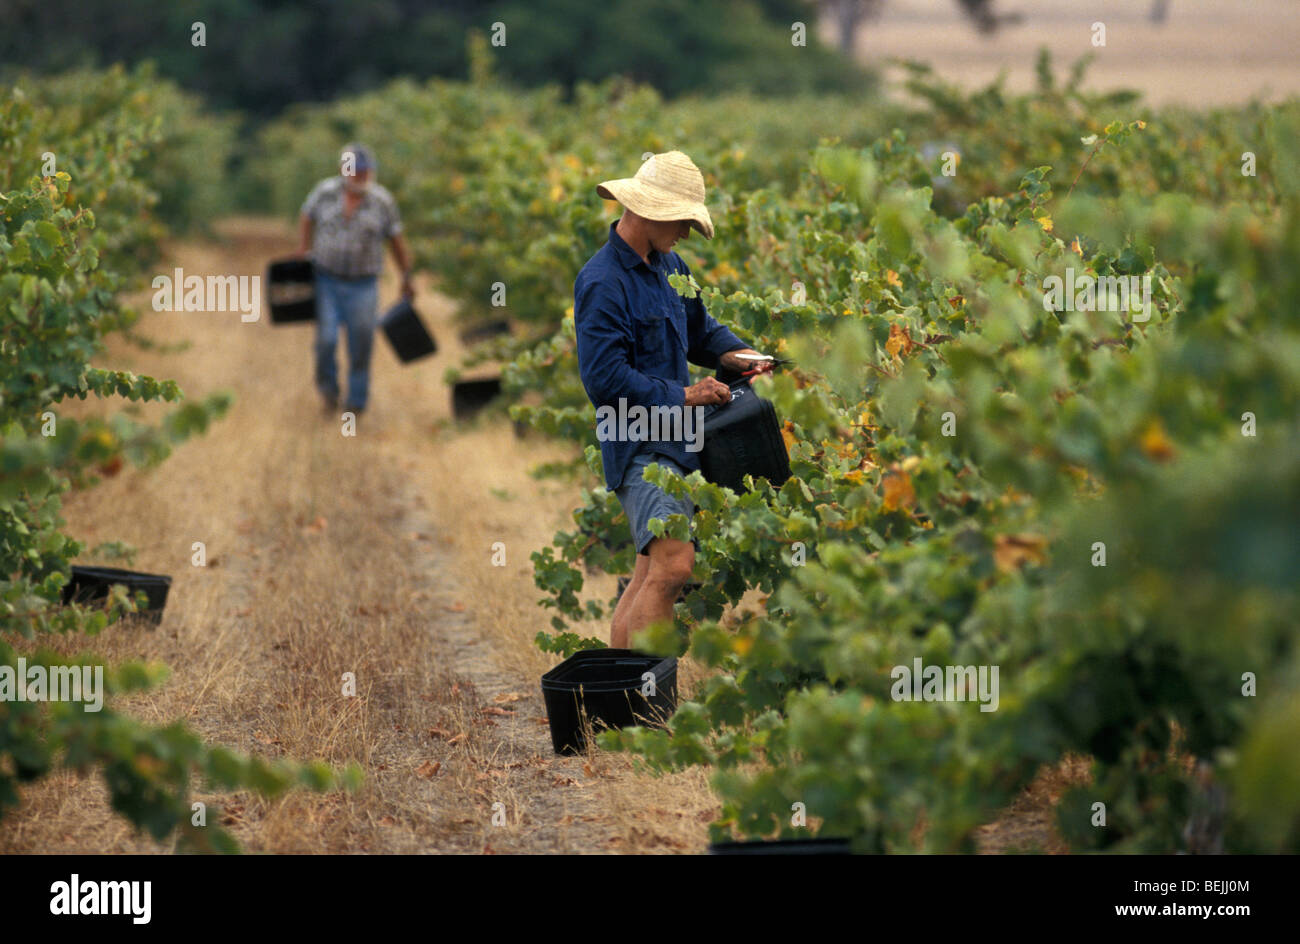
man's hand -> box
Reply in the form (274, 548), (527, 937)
(685, 377), (732, 406)
(400, 272), (414, 299)
(719, 348), (775, 374)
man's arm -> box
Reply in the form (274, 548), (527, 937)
(383, 193), (413, 297)
(675, 259), (760, 371)
(388, 233), (413, 298)
(297, 181), (324, 257)
(576, 282), (730, 410)
(296, 213), (312, 257)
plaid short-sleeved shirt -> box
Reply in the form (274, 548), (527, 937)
(300, 177), (403, 279)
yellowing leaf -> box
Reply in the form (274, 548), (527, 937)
(886, 269), (902, 287)
(994, 533), (1047, 573)
(881, 469), (915, 512)
(780, 421), (797, 453)
(1037, 214), (1054, 233)
(885, 323), (914, 358)
(1139, 419), (1176, 462)
(415, 760), (441, 779)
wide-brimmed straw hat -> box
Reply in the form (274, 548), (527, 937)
(596, 150), (714, 239)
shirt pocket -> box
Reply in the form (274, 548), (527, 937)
(632, 310), (668, 370)
(666, 292), (689, 352)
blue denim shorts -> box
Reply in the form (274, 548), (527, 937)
(615, 452), (696, 556)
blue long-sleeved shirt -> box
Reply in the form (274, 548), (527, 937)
(575, 221), (747, 490)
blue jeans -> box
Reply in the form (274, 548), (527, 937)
(315, 271), (378, 410)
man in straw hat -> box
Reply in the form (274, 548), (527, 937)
(575, 150), (773, 648)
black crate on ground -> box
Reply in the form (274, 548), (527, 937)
(700, 380), (791, 494)
(616, 576), (701, 603)
(379, 298), (437, 363)
(540, 648), (677, 755)
(61, 565), (172, 625)
(451, 377), (502, 420)
(266, 258), (316, 324)
(457, 319), (511, 346)
(708, 838), (853, 855)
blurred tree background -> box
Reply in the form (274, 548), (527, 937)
(0, 0), (873, 117)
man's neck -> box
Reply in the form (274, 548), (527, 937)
(615, 216), (653, 267)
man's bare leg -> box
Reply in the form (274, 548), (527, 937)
(610, 551), (651, 648)
(616, 536), (693, 649)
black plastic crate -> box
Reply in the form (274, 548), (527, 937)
(266, 258), (316, 324)
(451, 377), (502, 421)
(458, 319), (511, 346)
(61, 565), (172, 625)
(540, 648), (677, 755)
(379, 298), (437, 363)
(709, 838), (853, 855)
(700, 380), (791, 494)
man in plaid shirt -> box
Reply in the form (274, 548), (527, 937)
(298, 143), (413, 416)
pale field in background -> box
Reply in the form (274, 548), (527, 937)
(826, 0), (1300, 107)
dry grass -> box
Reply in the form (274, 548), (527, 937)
(3, 217), (1081, 854)
(977, 755), (1094, 854)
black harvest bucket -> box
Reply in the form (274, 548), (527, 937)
(708, 838), (853, 855)
(451, 376), (502, 420)
(540, 648), (677, 754)
(266, 258), (316, 324)
(379, 298), (437, 363)
(458, 319), (511, 346)
(699, 379), (791, 494)
(61, 565), (172, 625)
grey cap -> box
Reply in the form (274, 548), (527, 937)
(340, 142), (375, 174)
